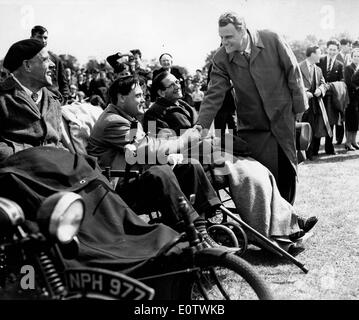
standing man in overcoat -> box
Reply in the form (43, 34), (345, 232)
(196, 12), (308, 203)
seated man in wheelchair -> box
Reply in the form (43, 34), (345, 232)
(143, 71), (318, 252)
(86, 74), (231, 248)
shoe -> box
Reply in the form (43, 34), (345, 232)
(345, 144), (355, 151)
(297, 216), (318, 233)
(351, 144), (359, 150)
(289, 230), (306, 242)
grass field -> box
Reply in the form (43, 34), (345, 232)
(240, 143), (359, 300)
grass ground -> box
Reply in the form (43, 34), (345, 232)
(239, 143), (359, 300)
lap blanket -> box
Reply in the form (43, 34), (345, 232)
(0, 146), (179, 275)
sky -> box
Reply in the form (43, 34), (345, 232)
(1, 0), (359, 74)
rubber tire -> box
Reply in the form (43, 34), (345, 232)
(178, 249), (274, 300)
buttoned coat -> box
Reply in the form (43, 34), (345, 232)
(0, 76), (64, 162)
(198, 29), (308, 178)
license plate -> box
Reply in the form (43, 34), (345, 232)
(64, 268), (154, 300)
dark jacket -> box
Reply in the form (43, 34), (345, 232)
(0, 76), (64, 162)
(345, 63), (359, 110)
(48, 51), (70, 104)
(144, 98), (197, 136)
(317, 56), (345, 124)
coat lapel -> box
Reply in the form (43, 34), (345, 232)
(300, 61), (311, 84)
(229, 51), (248, 68)
(228, 29), (264, 68)
(13, 86), (41, 119)
(249, 30), (264, 63)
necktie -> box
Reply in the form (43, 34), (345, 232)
(242, 51), (250, 63)
(327, 58), (332, 73)
(130, 120), (139, 143)
(31, 92), (38, 103)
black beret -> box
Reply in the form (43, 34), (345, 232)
(3, 39), (45, 73)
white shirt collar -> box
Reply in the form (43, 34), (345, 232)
(11, 74), (42, 104)
(306, 59), (314, 70)
(327, 55), (336, 67)
(244, 34), (251, 55)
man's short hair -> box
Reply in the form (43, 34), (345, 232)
(159, 53), (172, 62)
(218, 12), (246, 31)
(351, 48), (359, 58)
(130, 49), (142, 58)
(152, 71), (170, 97)
(353, 40), (359, 48)
(108, 75), (140, 104)
(306, 45), (320, 57)
(340, 38), (352, 46)
(31, 25), (48, 37)
(327, 39), (340, 49)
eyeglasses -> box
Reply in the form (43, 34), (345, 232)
(163, 79), (180, 90)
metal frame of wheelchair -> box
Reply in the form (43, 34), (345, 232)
(102, 167), (309, 274)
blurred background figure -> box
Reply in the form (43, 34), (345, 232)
(151, 53), (184, 101)
(191, 81), (204, 111)
(344, 48), (359, 150)
(30, 25), (70, 104)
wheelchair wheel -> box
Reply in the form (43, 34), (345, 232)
(180, 250), (273, 300)
(207, 224), (239, 248)
(222, 221), (248, 255)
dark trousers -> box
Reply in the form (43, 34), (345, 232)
(116, 162), (220, 231)
(306, 125), (335, 157)
(278, 146), (296, 205)
(324, 126), (335, 153)
(335, 124), (344, 144)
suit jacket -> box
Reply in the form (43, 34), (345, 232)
(197, 29), (308, 178)
(336, 52), (351, 67)
(86, 104), (183, 172)
(318, 56), (344, 83)
(317, 56), (344, 124)
(0, 76), (64, 162)
(299, 60), (329, 137)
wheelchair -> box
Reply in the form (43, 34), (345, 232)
(0, 146), (274, 300)
(119, 196), (274, 300)
(103, 162), (309, 275)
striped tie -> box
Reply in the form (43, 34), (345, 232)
(31, 92), (38, 103)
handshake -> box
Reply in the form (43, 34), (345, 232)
(179, 124), (213, 144)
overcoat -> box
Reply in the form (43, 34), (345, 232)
(0, 76), (63, 162)
(198, 29), (308, 179)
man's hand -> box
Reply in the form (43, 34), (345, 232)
(314, 88), (322, 97)
(167, 153), (184, 169)
(181, 127), (201, 145)
(306, 92), (314, 99)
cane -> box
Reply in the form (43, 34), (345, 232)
(220, 205), (309, 274)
